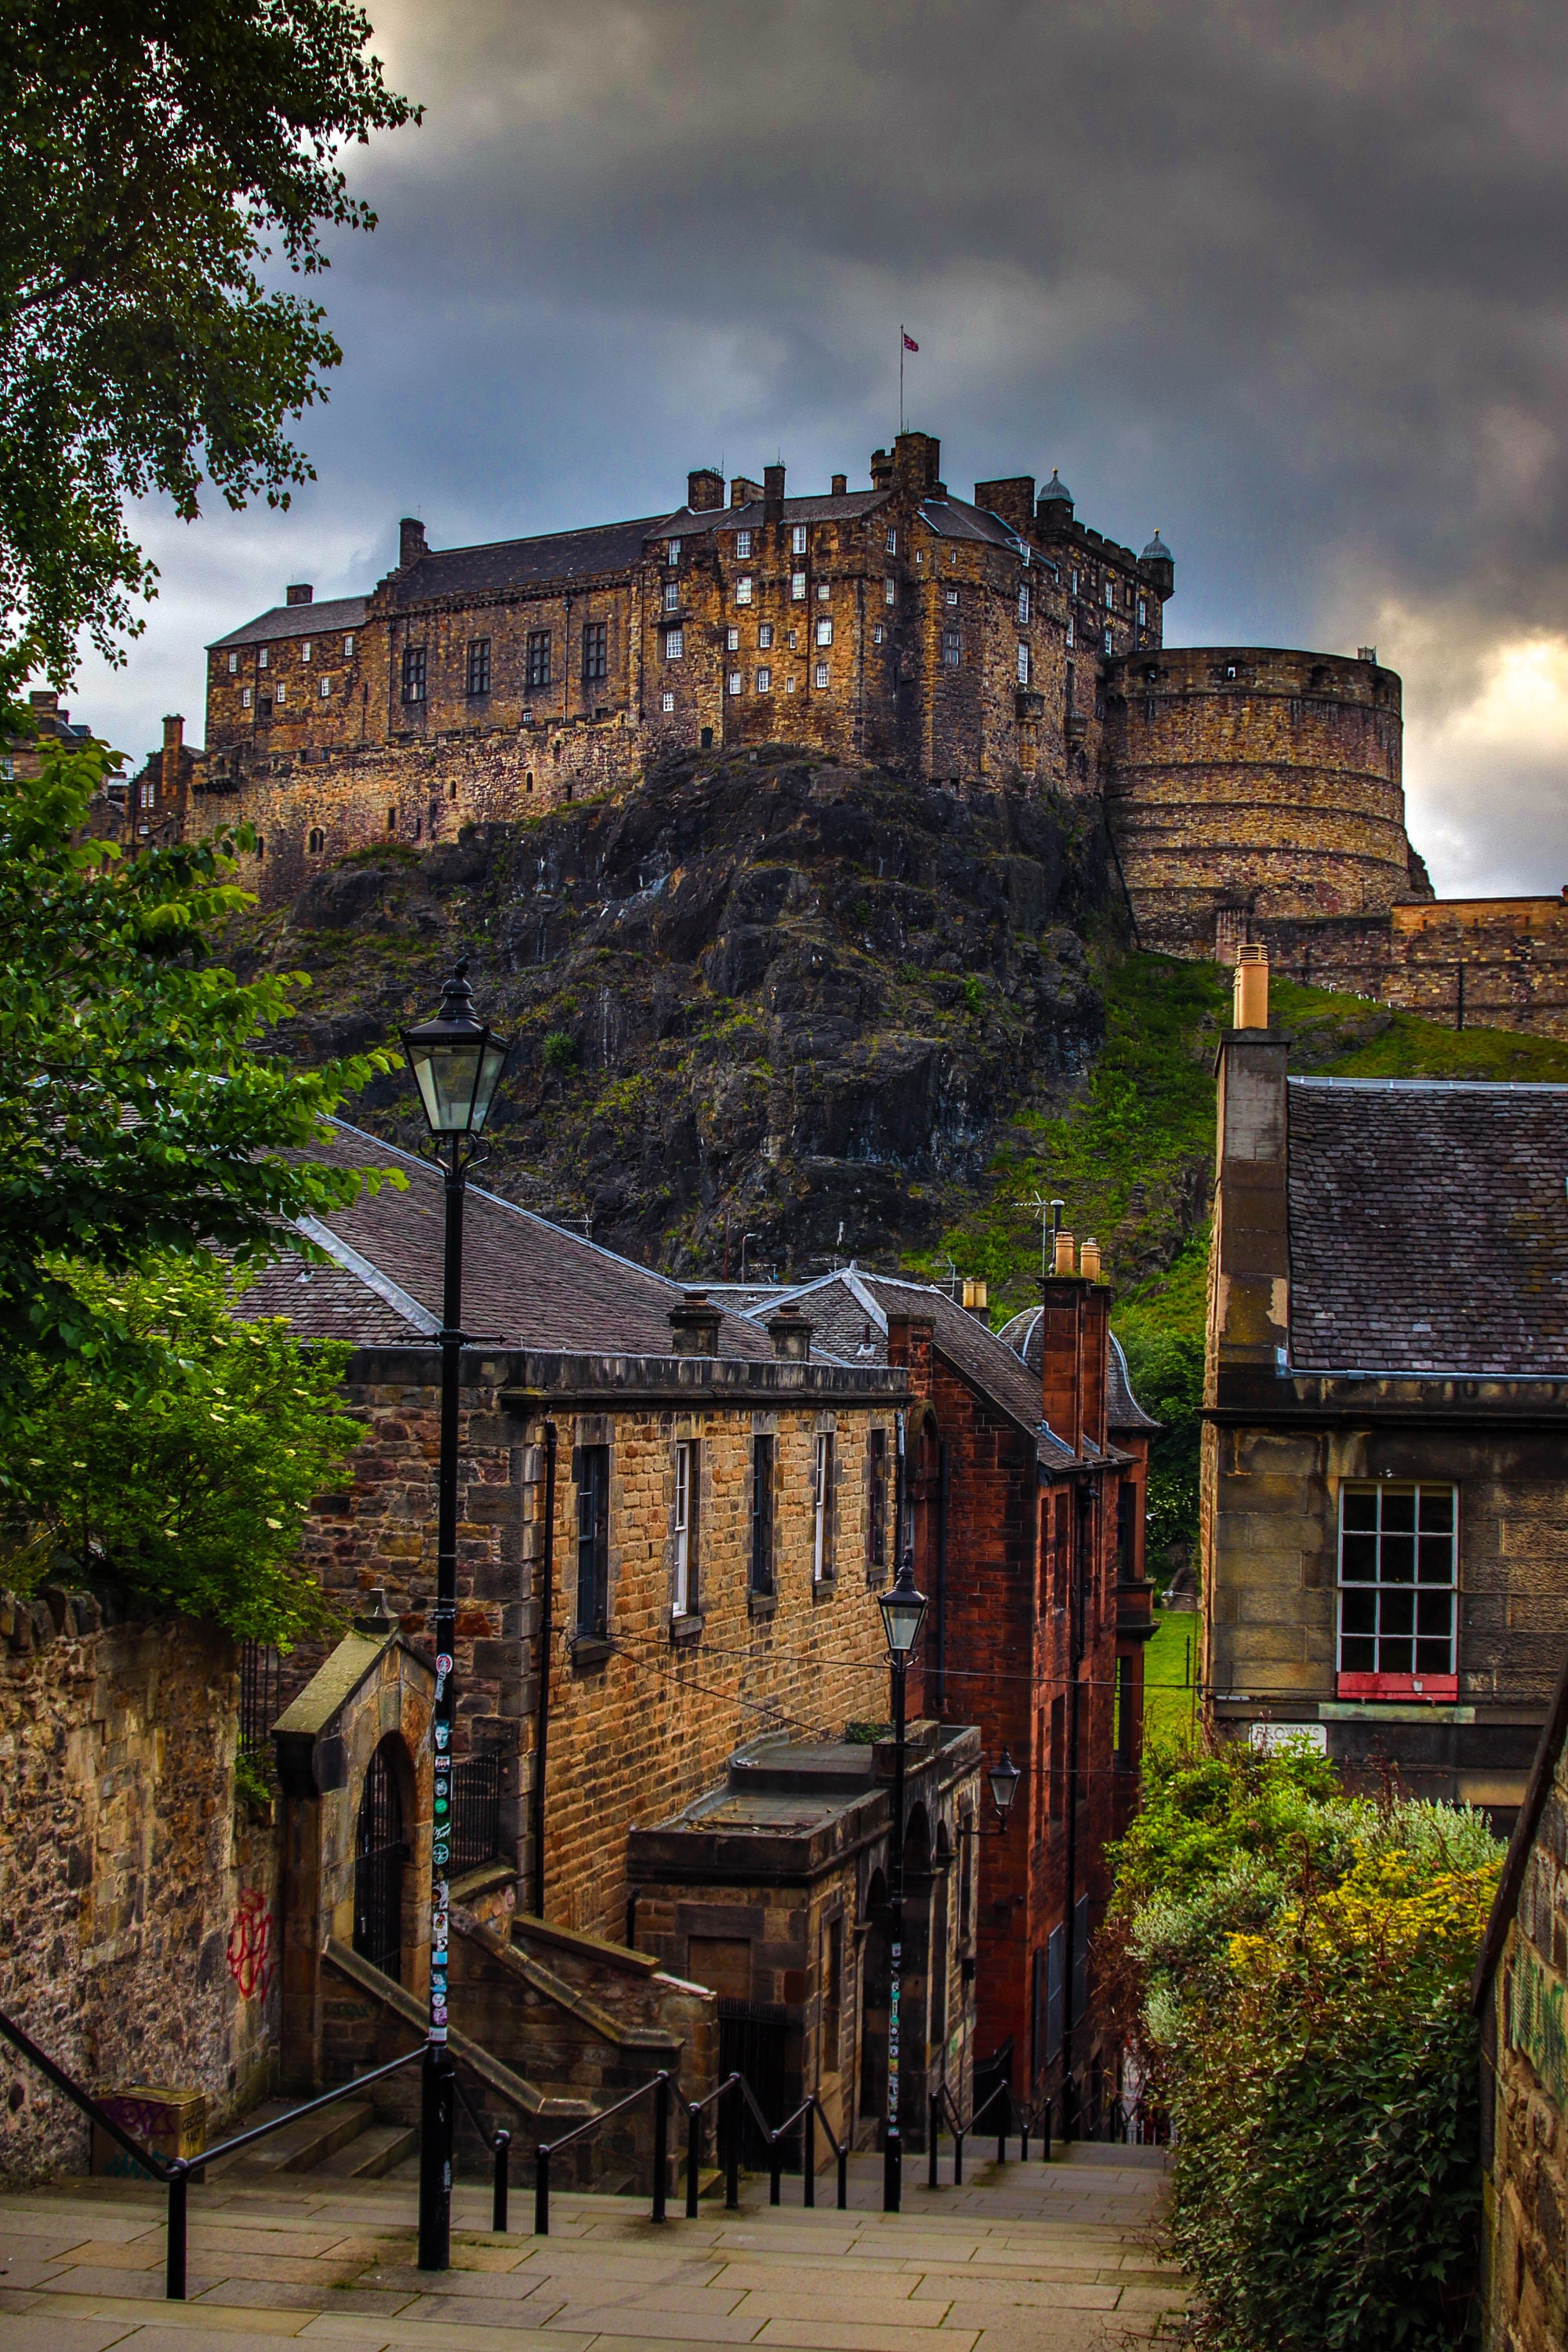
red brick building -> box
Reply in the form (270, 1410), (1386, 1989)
(723, 1254), (1156, 2130)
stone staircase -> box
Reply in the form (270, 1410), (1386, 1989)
(205, 2093), (419, 2186)
(0, 2143), (1185, 2350)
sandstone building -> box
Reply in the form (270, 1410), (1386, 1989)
(1203, 954), (1568, 1826)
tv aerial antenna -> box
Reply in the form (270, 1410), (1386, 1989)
(1025, 1192), (1066, 1285)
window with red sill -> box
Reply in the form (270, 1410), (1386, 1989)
(1337, 1481), (1458, 1702)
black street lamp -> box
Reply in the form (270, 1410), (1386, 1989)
(401, 961), (510, 2273)
(987, 1748), (1022, 1828)
(876, 1549), (928, 2215)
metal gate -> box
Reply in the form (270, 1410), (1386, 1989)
(717, 1998), (790, 2169)
(353, 1741), (406, 1980)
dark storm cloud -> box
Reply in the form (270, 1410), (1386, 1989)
(79, 0), (1568, 889)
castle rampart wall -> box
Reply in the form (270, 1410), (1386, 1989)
(1247, 896), (1568, 1042)
(1103, 647), (1420, 955)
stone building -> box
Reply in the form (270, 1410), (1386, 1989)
(701, 1254), (1156, 2132)
(1202, 953), (1568, 1824)
(1473, 1642), (1568, 2352)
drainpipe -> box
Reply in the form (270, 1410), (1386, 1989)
(1059, 1479), (1088, 2134)
(531, 1423), (557, 1918)
(935, 1440), (950, 1716)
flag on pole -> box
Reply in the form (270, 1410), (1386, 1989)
(902, 332), (920, 352)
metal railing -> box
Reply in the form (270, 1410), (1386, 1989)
(533, 2068), (674, 2236)
(927, 2077), (1052, 2188)
(0, 2006), (422, 2300)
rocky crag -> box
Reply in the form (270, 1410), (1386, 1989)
(230, 747), (1128, 1279)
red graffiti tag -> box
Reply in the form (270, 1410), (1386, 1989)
(226, 1889), (275, 2002)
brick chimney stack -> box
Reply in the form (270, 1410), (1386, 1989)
(688, 468), (724, 512)
(766, 1304), (813, 1360)
(399, 517), (426, 568)
(1210, 1004), (1291, 1402)
(285, 583), (314, 606)
(763, 464), (786, 528)
(160, 713), (188, 822)
(668, 1290), (722, 1356)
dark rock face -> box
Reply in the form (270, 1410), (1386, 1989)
(255, 749), (1120, 1276)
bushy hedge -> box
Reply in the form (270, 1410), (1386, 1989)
(1106, 1740), (1502, 2351)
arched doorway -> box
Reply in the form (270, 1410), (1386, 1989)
(353, 1737), (408, 1983)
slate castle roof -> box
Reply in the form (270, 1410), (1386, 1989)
(1287, 1078), (1568, 1377)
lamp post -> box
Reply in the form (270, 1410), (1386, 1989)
(876, 1550), (928, 2214)
(401, 961), (510, 2274)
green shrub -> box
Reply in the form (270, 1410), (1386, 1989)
(1108, 1742), (1503, 2350)
(541, 1029), (577, 1073)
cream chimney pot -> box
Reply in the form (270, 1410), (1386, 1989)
(1233, 944), (1269, 1031)
(1080, 1238), (1102, 1281)
(1053, 1228), (1076, 1276)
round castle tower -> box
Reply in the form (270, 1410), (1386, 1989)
(1100, 647), (1428, 958)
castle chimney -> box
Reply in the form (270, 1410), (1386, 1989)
(1233, 944), (1269, 1032)
(766, 1303), (813, 1360)
(28, 688), (59, 714)
(399, 517), (427, 568)
(1053, 1227), (1076, 1276)
(869, 448), (894, 491)
(975, 477), (1036, 538)
(688, 468), (724, 512)
(763, 464), (786, 527)
(730, 476), (762, 509)
(1079, 1239), (1102, 1283)
(668, 1290), (722, 1356)
(831, 474), (847, 497)
(285, 583), (314, 606)
(892, 431), (941, 495)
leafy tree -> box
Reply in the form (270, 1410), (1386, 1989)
(0, 0), (417, 688)
(0, 731), (401, 1375)
(5, 1258), (357, 1645)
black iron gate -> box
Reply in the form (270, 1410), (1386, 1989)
(717, 1998), (790, 2169)
(353, 1741), (406, 1980)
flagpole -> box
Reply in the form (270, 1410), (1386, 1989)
(899, 324), (905, 435)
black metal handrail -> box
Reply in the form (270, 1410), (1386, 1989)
(0, 2005), (422, 2300)
(928, 2075), (1052, 2189)
(451, 2065), (512, 2232)
(534, 2069), (673, 2236)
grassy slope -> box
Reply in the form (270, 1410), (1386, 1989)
(1144, 1608), (1200, 1743)
(917, 953), (1568, 1546)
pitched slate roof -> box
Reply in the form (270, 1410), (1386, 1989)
(695, 492), (890, 535)
(1287, 1078), (1568, 1376)
(209, 594), (368, 652)
(256, 1120), (799, 1360)
(997, 1309), (1160, 1434)
(742, 1268), (1087, 1469)
(387, 517), (676, 608)
(918, 496), (1025, 550)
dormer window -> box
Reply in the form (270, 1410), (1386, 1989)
(667, 539), (681, 564)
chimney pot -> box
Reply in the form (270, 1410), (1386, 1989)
(399, 517), (427, 568)
(766, 1303), (814, 1360)
(961, 1276), (989, 1316)
(1233, 945), (1269, 1031)
(1053, 1228), (1076, 1277)
(285, 583), (314, 606)
(1079, 1239), (1102, 1282)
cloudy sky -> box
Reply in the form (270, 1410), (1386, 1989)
(74, 0), (1568, 895)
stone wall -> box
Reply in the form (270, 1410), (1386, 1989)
(0, 1599), (275, 2183)
(1479, 1726), (1568, 2350)
(1247, 895), (1568, 1042)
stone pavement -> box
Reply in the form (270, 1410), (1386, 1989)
(0, 2147), (1185, 2352)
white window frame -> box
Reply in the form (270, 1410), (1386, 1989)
(673, 1440), (697, 1616)
(257, 647), (269, 670)
(791, 572), (807, 601)
(667, 538), (681, 564)
(885, 527), (897, 554)
(735, 529), (752, 557)
(1017, 644), (1031, 686)
(945, 586), (960, 606)
(319, 674), (332, 698)
(792, 523), (808, 555)
(816, 581), (831, 602)
(726, 626), (739, 652)
(884, 577), (896, 607)
(786, 675), (797, 695)
(757, 666), (772, 692)
(813, 1433), (834, 1582)
(737, 575), (753, 605)
(1104, 627), (1114, 657)
(1337, 1481), (1458, 1691)
(815, 618), (833, 648)
(1105, 579), (1115, 610)
(814, 662), (829, 689)
(873, 624), (885, 646)
(1066, 617), (1075, 649)
(663, 580), (679, 612)
(728, 670), (743, 695)
(942, 630), (961, 668)
(1018, 584), (1031, 625)
(301, 641), (312, 662)
(227, 651), (238, 674)
(241, 687), (252, 709)
(1138, 597), (1148, 627)
(758, 622), (773, 650)
(275, 681), (287, 706)
(343, 633), (355, 655)
(664, 628), (684, 661)
(661, 690), (675, 713)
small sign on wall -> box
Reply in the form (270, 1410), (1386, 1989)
(1247, 1720), (1328, 1755)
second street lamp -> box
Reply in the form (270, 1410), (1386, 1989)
(401, 961), (510, 2274)
(876, 1551), (928, 2215)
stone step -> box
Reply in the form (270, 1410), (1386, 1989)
(223, 2092), (376, 2176)
(1059, 2140), (1171, 2169)
(313, 2118), (418, 2179)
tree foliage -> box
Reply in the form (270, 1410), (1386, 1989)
(0, 731), (401, 1377)
(4, 1257), (357, 1645)
(1105, 1740), (1503, 2350)
(0, 0), (416, 686)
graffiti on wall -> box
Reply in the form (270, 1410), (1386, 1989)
(1508, 1940), (1568, 2109)
(226, 1888), (275, 2002)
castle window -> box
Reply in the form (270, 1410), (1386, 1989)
(257, 647), (269, 670)
(758, 623), (773, 650)
(1225, 663), (1238, 680)
(736, 575), (753, 605)
(1105, 579), (1114, 610)
(787, 630), (797, 649)
(307, 828), (325, 853)
(526, 631), (551, 690)
(884, 577), (896, 606)
(140, 779), (155, 808)
(726, 626), (739, 652)
(227, 651), (238, 673)
(815, 618), (833, 647)
(757, 667), (771, 692)
(448, 778), (458, 798)
(300, 640), (312, 662)
(320, 673), (332, 698)
(522, 707), (534, 726)
(885, 527), (897, 554)
(1138, 597), (1147, 627)
(873, 624), (885, 646)
(258, 695), (272, 720)
(664, 627), (684, 661)
(575, 1444), (611, 1638)
(1065, 617), (1075, 649)
(942, 630), (961, 666)
(814, 662), (829, 689)
(1018, 583), (1032, 625)
(466, 637), (492, 696)
(663, 580), (679, 612)
(812, 1433), (835, 1582)
(728, 670), (743, 695)
(666, 538), (681, 564)
(1103, 627), (1113, 657)
(662, 691), (674, 713)
(275, 681), (287, 706)
(255, 835), (264, 857)
(343, 634), (354, 655)
(1070, 569), (1079, 597)
(792, 524), (808, 555)
(387, 807), (396, 832)
(401, 645), (426, 703)
(944, 586), (959, 605)
(582, 622), (608, 682)
(791, 572), (807, 601)
(1018, 643), (1031, 685)
(735, 529), (752, 557)
(241, 688), (252, 709)
(915, 550), (924, 566)
(816, 581), (830, 601)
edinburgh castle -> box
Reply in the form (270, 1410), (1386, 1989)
(118, 425), (1568, 1034)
